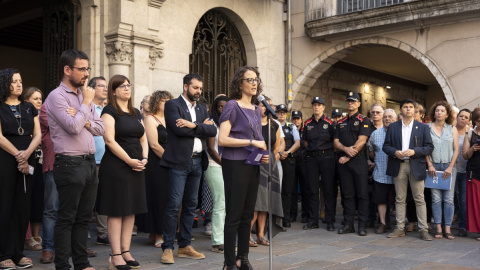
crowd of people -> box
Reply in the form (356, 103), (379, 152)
(0, 49), (479, 270)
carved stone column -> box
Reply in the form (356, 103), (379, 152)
(105, 41), (133, 76)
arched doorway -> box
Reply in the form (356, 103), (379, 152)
(292, 37), (453, 115)
(190, 9), (247, 105)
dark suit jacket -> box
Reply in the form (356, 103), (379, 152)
(383, 119), (433, 180)
(160, 95), (217, 171)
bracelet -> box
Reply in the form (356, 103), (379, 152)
(249, 139), (253, 147)
(142, 157), (148, 161)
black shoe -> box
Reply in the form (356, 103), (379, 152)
(121, 251), (140, 269)
(358, 227), (367, 236)
(109, 254), (131, 270)
(290, 216), (296, 222)
(96, 236), (110, 245)
(338, 224), (355, 234)
(326, 223), (336, 231)
(223, 262), (240, 270)
(458, 228), (468, 237)
(236, 256), (254, 270)
(283, 220), (291, 228)
(301, 217), (309, 223)
(302, 220), (319, 230)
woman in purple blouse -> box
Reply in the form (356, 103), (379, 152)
(218, 66), (268, 270)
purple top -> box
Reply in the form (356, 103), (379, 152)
(45, 82), (105, 155)
(219, 100), (264, 160)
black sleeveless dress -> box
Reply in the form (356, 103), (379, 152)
(97, 105), (147, 216)
(143, 117), (169, 234)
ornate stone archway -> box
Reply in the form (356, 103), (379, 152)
(291, 37), (454, 110)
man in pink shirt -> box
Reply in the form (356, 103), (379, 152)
(45, 49), (105, 270)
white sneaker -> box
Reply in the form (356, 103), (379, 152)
(205, 222), (212, 236)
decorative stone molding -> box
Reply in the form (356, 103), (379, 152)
(148, 0), (166, 8)
(149, 47), (164, 68)
(105, 41), (133, 65)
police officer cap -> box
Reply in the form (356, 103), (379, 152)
(276, 104), (288, 112)
(291, 110), (302, 118)
(311, 96), (325, 104)
(346, 91), (360, 101)
(331, 109), (343, 117)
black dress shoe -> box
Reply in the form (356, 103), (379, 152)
(338, 224), (355, 234)
(283, 220), (291, 228)
(301, 217), (309, 223)
(237, 256), (253, 270)
(326, 223), (336, 231)
(302, 220), (319, 230)
(358, 227), (367, 236)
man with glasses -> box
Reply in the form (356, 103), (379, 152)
(367, 104), (384, 228)
(88, 77), (110, 246)
(334, 91), (373, 236)
(367, 109), (397, 233)
(45, 49), (105, 270)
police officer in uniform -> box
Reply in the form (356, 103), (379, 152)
(331, 109), (343, 123)
(290, 110), (310, 223)
(276, 104), (300, 228)
(303, 97), (336, 230)
(334, 91), (373, 236)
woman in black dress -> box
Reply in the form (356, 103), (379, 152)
(98, 75), (148, 270)
(143, 90), (173, 247)
(0, 68), (41, 269)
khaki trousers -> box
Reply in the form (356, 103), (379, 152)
(393, 161), (428, 231)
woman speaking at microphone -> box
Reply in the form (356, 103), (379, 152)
(218, 66), (268, 270)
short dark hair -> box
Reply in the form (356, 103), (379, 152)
(58, 49), (89, 77)
(0, 68), (21, 103)
(400, 99), (416, 108)
(210, 95), (229, 126)
(88, 76), (106, 88)
(458, 108), (471, 120)
(472, 107), (480, 123)
(229, 66), (262, 103)
(428, 100), (455, 125)
(183, 73), (203, 86)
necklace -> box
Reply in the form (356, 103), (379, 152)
(9, 103), (24, 135)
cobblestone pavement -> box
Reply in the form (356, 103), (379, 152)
(26, 212), (480, 270)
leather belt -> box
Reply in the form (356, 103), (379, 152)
(306, 149), (333, 157)
(55, 154), (95, 161)
(191, 152), (202, 159)
(400, 159), (410, 163)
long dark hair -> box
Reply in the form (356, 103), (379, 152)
(0, 68), (21, 103)
(210, 95), (229, 126)
(229, 66), (262, 103)
(108, 74), (136, 116)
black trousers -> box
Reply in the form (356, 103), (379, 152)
(337, 155), (369, 227)
(281, 157), (296, 221)
(222, 159), (259, 266)
(291, 158), (309, 220)
(0, 150), (33, 263)
(53, 155), (98, 270)
(305, 151), (336, 223)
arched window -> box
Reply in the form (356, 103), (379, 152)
(190, 10), (247, 105)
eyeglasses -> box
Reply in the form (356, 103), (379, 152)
(96, 84), (107, 89)
(371, 111), (382, 115)
(414, 110), (419, 114)
(241, 78), (261, 85)
(71, 67), (91, 73)
(118, 84), (132, 90)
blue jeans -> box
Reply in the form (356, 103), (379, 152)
(455, 172), (467, 229)
(42, 170), (58, 252)
(162, 157), (202, 250)
(431, 163), (456, 226)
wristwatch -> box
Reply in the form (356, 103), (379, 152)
(194, 121), (199, 129)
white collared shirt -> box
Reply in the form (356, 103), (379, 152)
(181, 94), (203, 153)
(401, 119), (414, 159)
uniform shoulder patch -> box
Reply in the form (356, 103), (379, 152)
(337, 116), (348, 124)
(356, 114), (365, 122)
(323, 115), (333, 125)
(304, 118), (313, 125)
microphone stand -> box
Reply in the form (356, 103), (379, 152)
(267, 114), (273, 270)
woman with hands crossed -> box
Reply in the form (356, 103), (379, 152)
(97, 75), (148, 270)
(218, 66), (268, 270)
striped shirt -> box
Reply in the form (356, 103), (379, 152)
(368, 127), (393, 184)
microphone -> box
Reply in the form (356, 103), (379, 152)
(257, 95), (278, 119)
